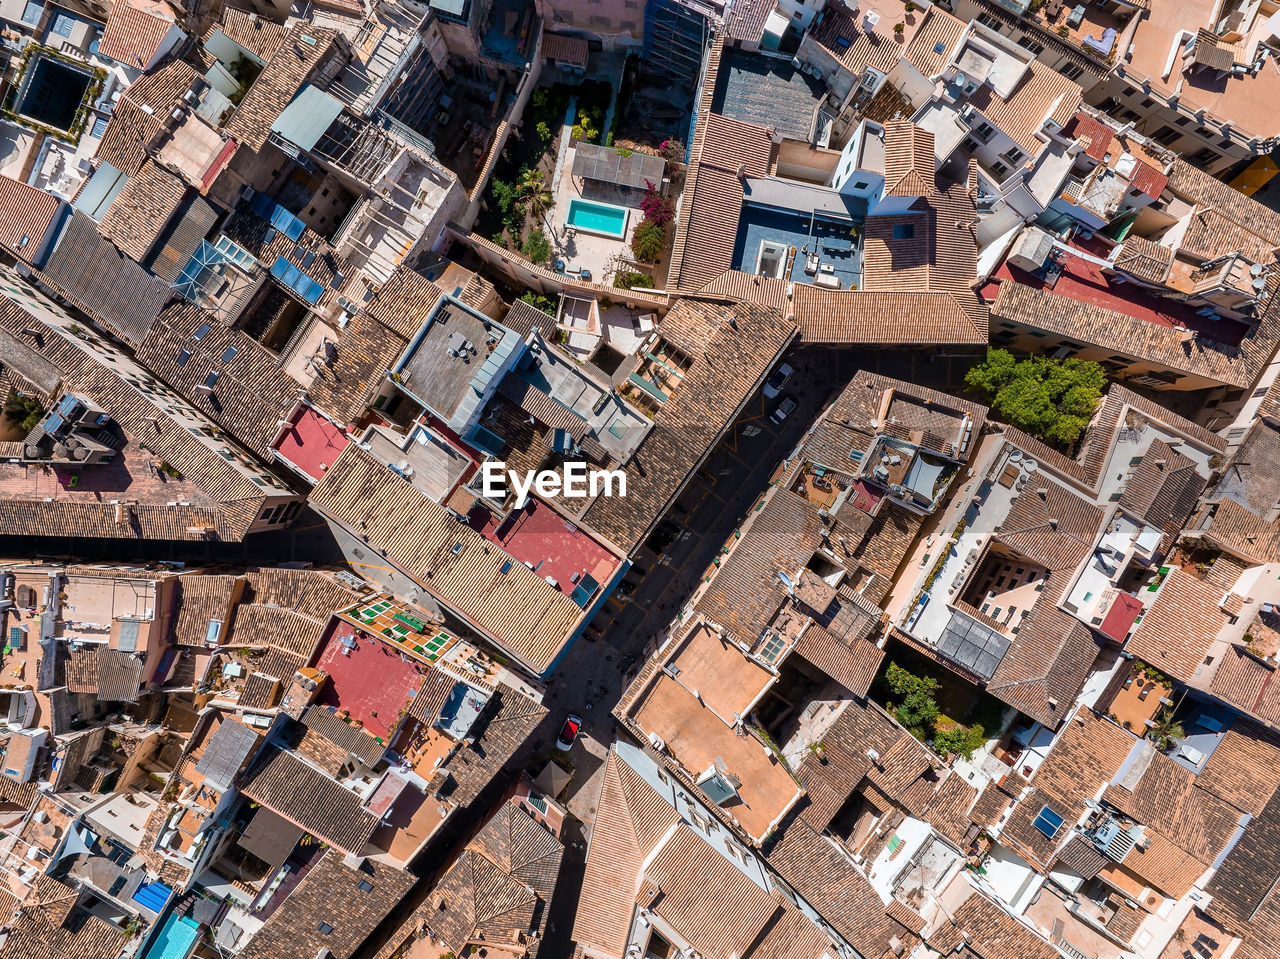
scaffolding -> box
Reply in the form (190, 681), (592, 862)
(643, 0), (715, 86)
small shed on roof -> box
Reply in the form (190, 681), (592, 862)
(270, 84), (345, 152)
(572, 143), (666, 191)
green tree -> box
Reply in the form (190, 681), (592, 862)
(884, 663), (940, 737)
(536, 121), (552, 144)
(489, 178), (521, 215)
(1148, 707), (1185, 751)
(964, 349), (1107, 449)
(520, 291), (557, 313)
(522, 229), (552, 265)
(572, 111), (599, 143)
(614, 270), (650, 290)
(933, 723), (986, 760)
(631, 220), (667, 263)
(4, 394), (44, 433)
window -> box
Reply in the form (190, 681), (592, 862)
(90, 115), (108, 138)
(203, 371), (219, 388)
(852, 180), (869, 190)
(1118, 109), (1141, 123)
(973, 121), (996, 142)
(1152, 126), (1181, 146)
(1059, 62), (1085, 81)
(1033, 805), (1065, 839)
(1187, 147), (1218, 165)
(1139, 97), (1155, 109)
(1175, 115), (1191, 126)
(990, 161), (1010, 179)
(976, 12), (1002, 29)
(49, 11), (76, 36)
(193, 322), (211, 340)
(1001, 147), (1026, 165)
(355, 879), (374, 892)
(317, 923), (334, 935)
(21, 0), (42, 22)
(176, 349), (191, 367)
(892, 224), (915, 239)
(220, 345), (237, 363)
(1016, 36), (1044, 54)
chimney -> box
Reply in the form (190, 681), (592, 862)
(1048, 517), (1059, 528)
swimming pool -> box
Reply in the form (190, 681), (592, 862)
(142, 912), (201, 959)
(566, 198), (629, 239)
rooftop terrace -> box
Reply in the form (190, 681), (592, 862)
(732, 200), (863, 290)
(711, 48), (829, 143)
(272, 405), (350, 484)
(986, 237), (1252, 347)
(313, 618), (430, 742)
(466, 497), (621, 603)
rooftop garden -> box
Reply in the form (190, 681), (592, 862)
(2, 45), (105, 141)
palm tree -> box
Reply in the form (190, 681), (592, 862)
(1147, 707), (1185, 750)
(518, 168), (546, 195)
(527, 185), (554, 220)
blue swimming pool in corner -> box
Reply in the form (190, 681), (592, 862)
(566, 198), (629, 239)
(142, 912), (201, 959)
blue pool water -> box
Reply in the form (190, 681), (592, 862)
(566, 198), (628, 239)
(142, 912), (201, 959)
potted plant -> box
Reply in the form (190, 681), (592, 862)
(894, 21), (906, 34)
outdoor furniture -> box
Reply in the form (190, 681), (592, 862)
(1066, 4), (1086, 27)
(1044, 0), (1062, 16)
(815, 273), (841, 289)
(1082, 26), (1116, 55)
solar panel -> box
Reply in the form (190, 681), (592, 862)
(936, 608), (1011, 679)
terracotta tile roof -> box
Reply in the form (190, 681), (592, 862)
(239, 744), (380, 853)
(988, 603), (1101, 728)
(0, 174), (62, 264)
(884, 120), (937, 199)
(224, 26), (337, 152)
(1201, 498), (1280, 564)
(1114, 235), (1174, 284)
(123, 59), (200, 114)
(1119, 830), (1206, 898)
(97, 159), (188, 263)
(667, 112), (772, 292)
(573, 750), (681, 956)
(541, 31), (588, 66)
(748, 902), (840, 959)
(311, 444), (585, 674)
(990, 276), (1261, 388)
(929, 890), (1060, 959)
(792, 287), (988, 345)
(1002, 712), (1134, 868)
(581, 299), (795, 554)
(805, 0), (908, 77)
(794, 698), (907, 829)
(0, 877), (127, 959)
(966, 58), (1083, 158)
(238, 672), (282, 709)
(792, 624), (885, 698)
(245, 567), (359, 620)
(1207, 787), (1280, 930)
(1182, 207), (1278, 265)
(137, 304), (302, 461)
(430, 802), (563, 952)
(36, 209), (172, 347)
(648, 825), (781, 957)
(170, 573), (241, 645)
(902, 8), (968, 82)
(146, 193), (219, 282)
(207, 7), (288, 61)
(766, 817), (897, 958)
(232, 604), (329, 657)
(1209, 645), (1280, 726)
(695, 489), (823, 642)
(441, 683), (547, 805)
(1165, 159), (1280, 248)
(0, 300), (275, 541)
(999, 481), (1103, 572)
(303, 309), (407, 426)
(1125, 569), (1228, 681)
(1118, 438), (1208, 547)
(238, 850), (414, 959)
(94, 98), (166, 176)
(97, 0), (178, 68)
(1102, 744), (1244, 866)
(1055, 834), (1108, 878)
(363, 265), (445, 339)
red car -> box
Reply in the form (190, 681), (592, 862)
(556, 715), (583, 751)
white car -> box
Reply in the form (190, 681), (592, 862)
(770, 395), (798, 425)
(763, 362), (794, 399)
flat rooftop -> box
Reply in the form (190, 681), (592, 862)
(467, 497), (621, 604)
(711, 48), (827, 142)
(313, 619), (429, 742)
(663, 622), (773, 722)
(629, 672), (800, 840)
(362, 423), (471, 503)
(273, 405), (350, 484)
(985, 237), (1250, 347)
(733, 203), (863, 290)
(393, 298), (522, 428)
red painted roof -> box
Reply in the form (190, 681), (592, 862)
(1099, 591), (1143, 642)
(314, 621), (426, 741)
(990, 237), (1250, 347)
(273, 405), (350, 483)
(468, 498), (620, 598)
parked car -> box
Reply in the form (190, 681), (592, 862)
(555, 714), (583, 751)
(763, 362), (794, 399)
(770, 395), (798, 425)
